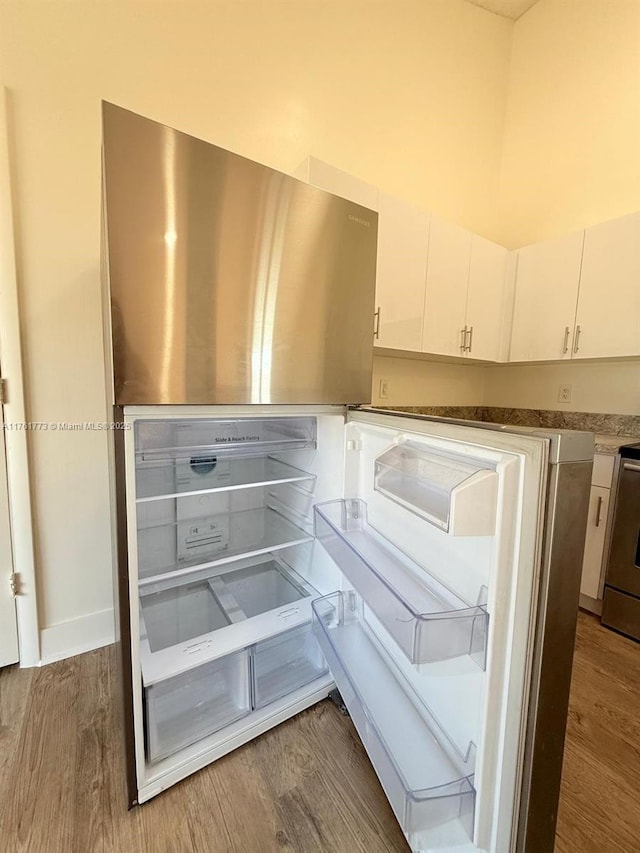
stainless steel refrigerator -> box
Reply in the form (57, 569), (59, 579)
(102, 103), (592, 853)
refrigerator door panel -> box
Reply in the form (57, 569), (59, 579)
(102, 104), (377, 406)
(338, 409), (551, 851)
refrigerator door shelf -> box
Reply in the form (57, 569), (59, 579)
(136, 456), (317, 503)
(374, 441), (498, 536)
(314, 499), (488, 668)
(135, 416), (318, 460)
(137, 506), (313, 587)
(145, 648), (251, 764)
(139, 555), (319, 685)
(312, 591), (476, 850)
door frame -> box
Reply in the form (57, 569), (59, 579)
(0, 86), (39, 667)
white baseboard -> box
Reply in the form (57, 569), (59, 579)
(39, 607), (115, 665)
(579, 593), (603, 617)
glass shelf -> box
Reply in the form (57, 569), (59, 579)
(314, 499), (488, 668)
(312, 591), (476, 850)
(374, 440), (498, 535)
(140, 557), (312, 653)
(135, 416), (317, 461)
(136, 456), (316, 503)
(138, 506), (313, 587)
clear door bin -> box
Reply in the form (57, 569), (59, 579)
(145, 650), (251, 763)
(312, 592), (476, 849)
(374, 441), (498, 536)
(314, 500), (488, 668)
(135, 416), (317, 461)
(252, 623), (329, 709)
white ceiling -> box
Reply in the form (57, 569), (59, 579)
(467, 0), (541, 20)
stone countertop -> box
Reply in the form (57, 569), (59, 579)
(594, 434), (639, 455)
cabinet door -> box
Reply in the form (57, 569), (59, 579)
(300, 156), (378, 210)
(375, 192), (429, 351)
(574, 212), (640, 359)
(510, 231), (584, 362)
(422, 215), (472, 357)
(580, 485), (610, 600)
(465, 235), (508, 362)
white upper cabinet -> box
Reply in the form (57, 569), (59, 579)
(510, 231), (584, 362)
(422, 216), (472, 357)
(375, 192), (430, 351)
(421, 221), (507, 360)
(574, 212), (640, 359)
(297, 156), (378, 210)
(465, 235), (508, 361)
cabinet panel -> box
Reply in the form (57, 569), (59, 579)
(300, 156), (378, 210)
(465, 236), (508, 362)
(510, 231), (584, 362)
(422, 215), (472, 357)
(575, 212), (640, 359)
(580, 485), (610, 600)
(375, 192), (429, 351)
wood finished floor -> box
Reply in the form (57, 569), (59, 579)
(0, 611), (638, 852)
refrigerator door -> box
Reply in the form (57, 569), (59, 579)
(102, 103), (377, 406)
(311, 408), (554, 852)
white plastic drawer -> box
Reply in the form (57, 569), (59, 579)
(145, 649), (251, 763)
(252, 623), (328, 709)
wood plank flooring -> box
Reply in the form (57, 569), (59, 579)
(1, 611), (639, 852)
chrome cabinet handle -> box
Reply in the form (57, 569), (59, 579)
(573, 325), (581, 353)
(562, 326), (570, 354)
(374, 307), (380, 339)
(595, 495), (603, 527)
(467, 325), (473, 353)
(460, 326), (468, 352)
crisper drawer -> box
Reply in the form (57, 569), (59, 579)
(145, 650), (251, 763)
(252, 623), (328, 710)
(312, 591), (476, 851)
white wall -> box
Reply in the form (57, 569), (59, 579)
(483, 360), (640, 415)
(0, 1), (512, 656)
(372, 356), (486, 408)
(499, 0), (640, 249)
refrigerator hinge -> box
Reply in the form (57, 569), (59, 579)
(0, 378), (7, 405)
(9, 572), (19, 596)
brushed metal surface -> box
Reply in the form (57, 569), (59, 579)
(516, 459), (592, 853)
(602, 587), (640, 641)
(102, 103), (377, 405)
(604, 461), (640, 597)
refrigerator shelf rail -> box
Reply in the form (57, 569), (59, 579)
(135, 416), (318, 461)
(374, 440), (498, 536)
(314, 499), (488, 668)
(312, 591), (476, 849)
(136, 456), (317, 503)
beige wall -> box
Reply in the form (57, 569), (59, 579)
(492, 0), (640, 415)
(0, 1), (512, 651)
(372, 356), (486, 407)
(499, 0), (640, 249)
(484, 360), (640, 415)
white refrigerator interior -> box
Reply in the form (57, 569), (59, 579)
(123, 406), (548, 853)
